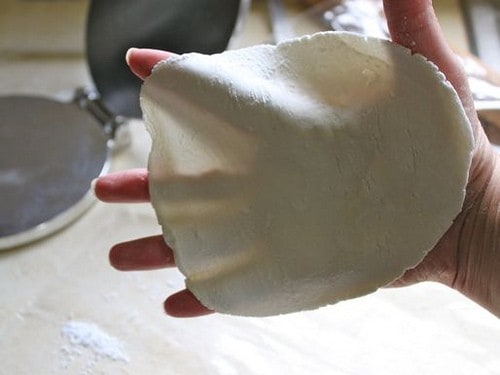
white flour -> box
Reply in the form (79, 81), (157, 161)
(61, 320), (129, 370)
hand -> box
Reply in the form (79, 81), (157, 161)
(383, 1), (500, 319)
(95, 1), (500, 318)
(95, 50), (214, 318)
(95, 167), (214, 317)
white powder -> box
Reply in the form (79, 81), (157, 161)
(61, 320), (129, 363)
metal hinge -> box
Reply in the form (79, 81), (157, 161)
(73, 87), (131, 152)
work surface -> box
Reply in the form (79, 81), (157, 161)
(1, 1), (499, 374)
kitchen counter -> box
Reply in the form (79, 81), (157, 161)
(1, 1), (499, 374)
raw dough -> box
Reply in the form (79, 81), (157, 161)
(140, 32), (473, 316)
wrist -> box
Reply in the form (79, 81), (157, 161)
(452, 139), (500, 317)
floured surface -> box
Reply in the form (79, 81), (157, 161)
(1, 7), (498, 374)
(141, 32), (473, 316)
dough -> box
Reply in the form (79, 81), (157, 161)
(140, 32), (473, 316)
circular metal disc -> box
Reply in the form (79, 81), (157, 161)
(86, 0), (242, 118)
(0, 96), (109, 249)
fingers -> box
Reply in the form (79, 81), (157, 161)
(126, 48), (176, 80)
(383, 0), (475, 114)
(109, 235), (214, 317)
(96, 49), (174, 202)
(93, 169), (150, 203)
(109, 235), (174, 270)
(164, 290), (215, 318)
(95, 48), (177, 202)
(104, 46), (208, 318)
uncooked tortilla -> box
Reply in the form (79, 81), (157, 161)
(140, 32), (473, 316)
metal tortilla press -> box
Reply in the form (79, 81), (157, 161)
(0, 0), (245, 249)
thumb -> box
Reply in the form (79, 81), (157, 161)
(383, 0), (474, 114)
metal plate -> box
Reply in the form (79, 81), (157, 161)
(86, 0), (242, 118)
(0, 96), (109, 249)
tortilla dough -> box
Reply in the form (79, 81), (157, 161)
(140, 32), (473, 316)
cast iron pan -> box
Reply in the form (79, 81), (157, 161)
(87, 0), (242, 118)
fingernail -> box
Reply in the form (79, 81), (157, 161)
(125, 47), (138, 65)
(90, 178), (98, 197)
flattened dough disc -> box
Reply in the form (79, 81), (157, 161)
(141, 32), (473, 316)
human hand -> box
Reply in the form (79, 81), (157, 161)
(94, 49), (214, 318)
(383, 1), (500, 317)
(95, 1), (500, 318)
(94, 122), (213, 317)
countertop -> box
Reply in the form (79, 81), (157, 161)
(1, 1), (499, 374)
